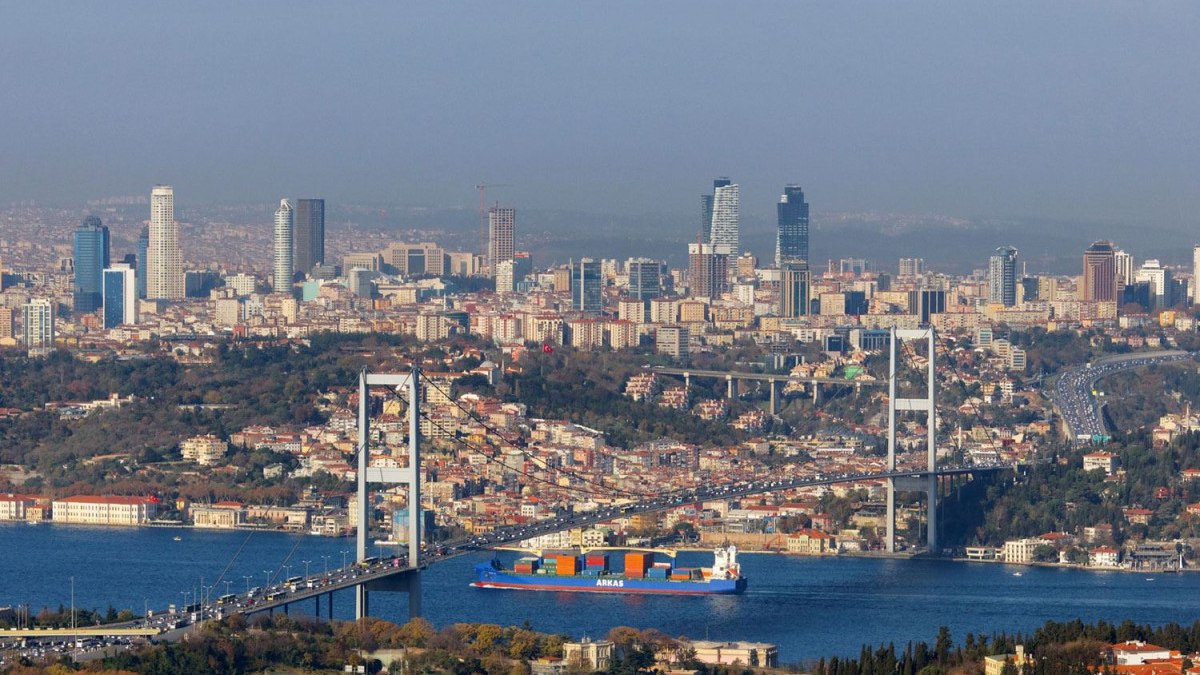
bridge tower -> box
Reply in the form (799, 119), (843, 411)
(355, 367), (423, 620)
(886, 328), (939, 554)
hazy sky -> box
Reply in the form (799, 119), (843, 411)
(2, 2), (1197, 228)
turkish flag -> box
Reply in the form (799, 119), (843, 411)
(542, 344), (554, 354)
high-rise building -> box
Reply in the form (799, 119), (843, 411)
(136, 227), (149, 299)
(1113, 248), (1134, 291)
(908, 289), (946, 324)
(146, 185), (183, 299)
(780, 262), (810, 318)
(487, 207), (515, 276)
(988, 246), (1019, 306)
(72, 216), (110, 313)
(709, 182), (740, 256)
(273, 199), (294, 292)
(1193, 246), (1200, 305)
(627, 258), (664, 301)
(688, 243), (728, 300)
(22, 299), (54, 349)
(1082, 241), (1117, 302)
(573, 258), (603, 313)
(700, 177), (732, 244)
(102, 265), (137, 328)
(776, 185), (809, 267)
(1135, 259), (1172, 309)
(899, 258), (925, 278)
(0, 307), (13, 339)
(294, 198), (325, 276)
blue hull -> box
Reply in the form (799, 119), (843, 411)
(472, 563), (747, 595)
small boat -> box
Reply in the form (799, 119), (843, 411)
(173, 535), (183, 541)
(1012, 572), (1022, 577)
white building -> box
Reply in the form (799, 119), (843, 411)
(563, 639), (614, 671)
(1135, 259), (1170, 308)
(273, 198), (294, 292)
(22, 298), (54, 348)
(102, 266), (137, 327)
(146, 185), (183, 300)
(51, 495), (157, 526)
(709, 183), (740, 256)
(1002, 538), (1041, 564)
(180, 434), (229, 465)
(1082, 451), (1119, 476)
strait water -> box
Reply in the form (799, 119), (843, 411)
(2, 523), (1199, 662)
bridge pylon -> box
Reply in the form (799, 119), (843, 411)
(886, 328), (939, 554)
(355, 367), (423, 620)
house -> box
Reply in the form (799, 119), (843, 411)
(1110, 641), (1175, 666)
(1124, 508), (1154, 525)
(1090, 546), (1120, 568)
(786, 529), (836, 555)
(1083, 451), (1119, 476)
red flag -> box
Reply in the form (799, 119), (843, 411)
(542, 343), (554, 354)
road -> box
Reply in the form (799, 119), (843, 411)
(1050, 350), (1191, 441)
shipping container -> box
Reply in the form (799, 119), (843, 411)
(585, 554), (609, 567)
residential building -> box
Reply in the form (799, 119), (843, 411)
(1082, 451), (1119, 475)
(709, 181), (740, 256)
(700, 177), (731, 244)
(273, 198), (294, 292)
(988, 246), (1018, 306)
(146, 185), (184, 299)
(1002, 537), (1040, 564)
(294, 198), (325, 276)
(22, 299), (54, 349)
(180, 434), (229, 465)
(899, 257), (925, 278)
(487, 206), (515, 275)
(656, 325), (689, 360)
(688, 243), (727, 300)
(73, 216), (110, 313)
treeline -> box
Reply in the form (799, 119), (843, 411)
(812, 618), (1200, 675)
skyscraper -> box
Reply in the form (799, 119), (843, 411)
(988, 246), (1018, 306)
(1135, 259), (1171, 309)
(688, 243), (728, 300)
(899, 258), (925, 278)
(627, 258), (664, 301)
(294, 198), (325, 276)
(102, 265), (137, 328)
(146, 185), (183, 299)
(573, 258), (603, 313)
(273, 199), (294, 292)
(1082, 241), (1117, 302)
(72, 216), (110, 313)
(709, 182), (740, 256)
(487, 207), (515, 276)
(1114, 248), (1134, 291)
(22, 299), (54, 349)
(701, 177), (732, 244)
(776, 185), (809, 267)
(1193, 246), (1200, 305)
(136, 227), (149, 299)
(779, 262), (810, 318)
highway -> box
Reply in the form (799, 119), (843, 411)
(1050, 350), (1191, 441)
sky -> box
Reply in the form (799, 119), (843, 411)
(1, 2), (1197, 230)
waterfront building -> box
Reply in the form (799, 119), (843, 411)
(273, 198), (294, 292)
(72, 216), (110, 313)
(102, 265), (137, 328)
(687, 641), (779, 668)
(776, 185), (809, 268)
(572, 258), (603, 313)
(146, 185), (184, 299)
(22, 299), (54, 349)
(1082, 241), (1117, 302)
(988, 246), (1018, 306)
(709, 181), (740, 256)
(50, 495), (158, 526)
(294, 198), (325, 276)
(487, 206), (515, 276)
(0, 494), (38, 521)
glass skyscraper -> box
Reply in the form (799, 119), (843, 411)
(136, 227), (149, 299)
(103, 266), (136, 328)
(294, 198), (325, 276)
(73, 216), (110, 313)
(273, 199), (294, 292)
(988, 246), (1019, 306)
(776, 185), (809, 268)
(572, 258), (603, 313)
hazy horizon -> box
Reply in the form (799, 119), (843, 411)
(2, 2), (1198, 232)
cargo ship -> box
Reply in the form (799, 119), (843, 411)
(472, 546), (747, 595)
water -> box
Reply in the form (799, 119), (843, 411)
(3, 523), (1198, 662)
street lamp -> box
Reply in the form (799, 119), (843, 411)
(243, 575), (252, 593)
(263, 570), (272, 589)
(322, 555), (330, 577)
(303, 560), (311, 580)
(284, 564), (291, 581)
(341, 550), (350, 569)
(70, 576), (76, 652)
(224, 580), (232, 596)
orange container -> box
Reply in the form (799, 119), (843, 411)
(555, 555), (579, 576)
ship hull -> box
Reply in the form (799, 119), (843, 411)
(473, 565), (747, 595)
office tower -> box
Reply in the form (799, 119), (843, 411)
(136, 227), (149, 299)
(776, 185), (809, 267)
(1082, 241), (1117, 302)
(1135, 259), (1171, 309)
(293, 198), (325, 276)
(627, 258), (664, 301)
(22, 299), (54, 348)
(487, 207), (515, 275)
(146, 185), (183, 299)
(780, 262), (810, 318)
(102, 265), (137, 328)
(1114, 248), (1133, 291)
(273, 199), (294, 292)
(988, 246), (1018, 306)
(573, 258), (603, 313)
(701, 177), (732, 243)
(688, 243), (728, 300)
(899, 258), (925, 278)
(1194, 246), (1200, 304)
(908, 289), (946, 324)
(839, 258), (870, 275)
(709, 181), (740, 256)
(72, 216), (110, 313)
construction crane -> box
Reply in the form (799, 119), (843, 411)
(475, 183), (511, 271)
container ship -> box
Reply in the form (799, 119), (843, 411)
(472, 546), (747, 595)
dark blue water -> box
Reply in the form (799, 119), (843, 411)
(3, 523), (1198, 662)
